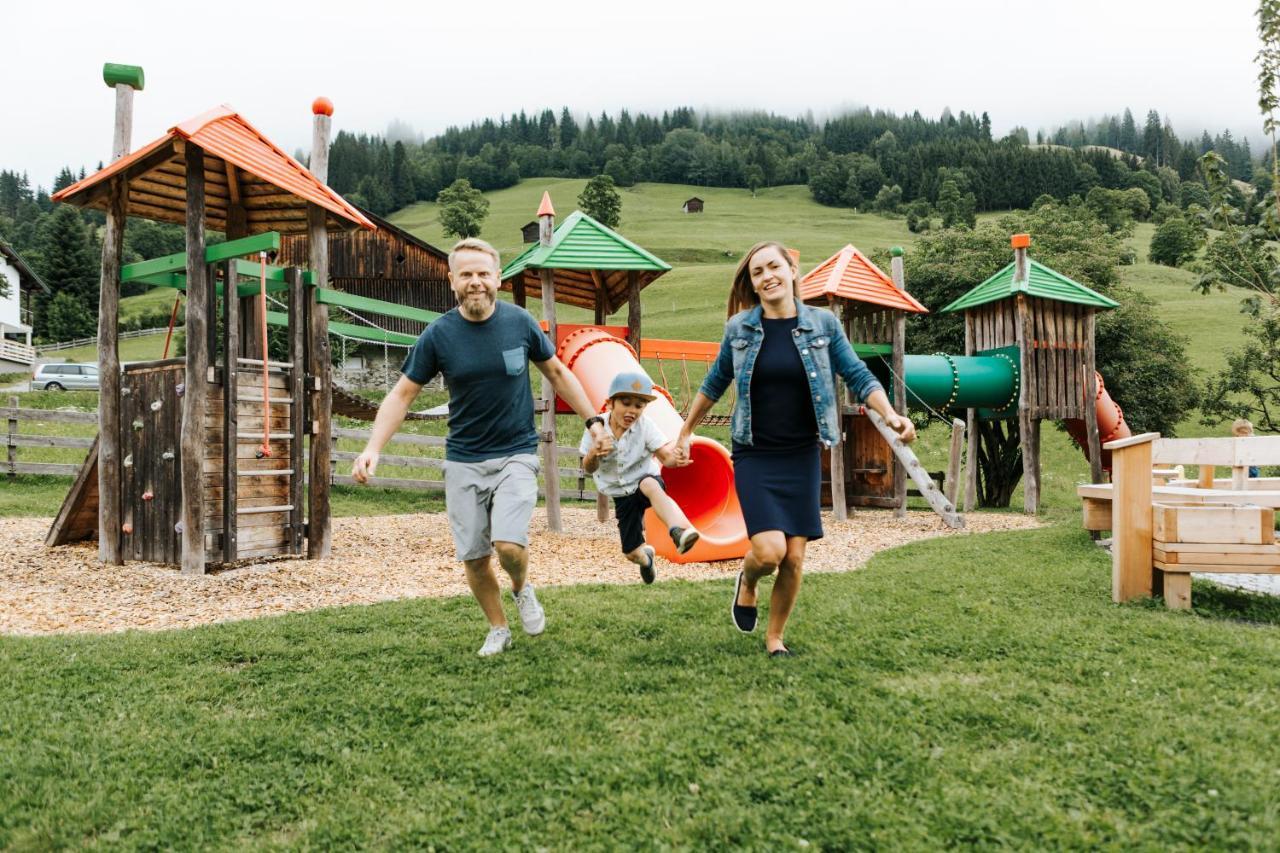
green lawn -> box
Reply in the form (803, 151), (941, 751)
(43, 330), (170, 364)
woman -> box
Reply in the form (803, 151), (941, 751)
(678, 241), (916, 656)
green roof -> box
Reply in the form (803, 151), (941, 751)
(940, 258), (1120, 313)
(502, 210), (671, 278)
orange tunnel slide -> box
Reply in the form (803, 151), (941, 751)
(558, 327), (749, 564)
(1064, 371), (1131, 472)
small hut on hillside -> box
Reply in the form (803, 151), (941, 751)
(682, 197), (704, 214)
(520, 221), (540, 243)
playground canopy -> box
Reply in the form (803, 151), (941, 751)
(940, 258), (1119, 313)
(52, 105), (373, 236)
(501, 210), (671, 313)
(799, 244), (928, 313)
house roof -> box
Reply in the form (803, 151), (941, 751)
(355, 205), (447, 259)
(0, 240), (50, 294)
(798, 244), (927, 313)
(684, 197), (703, 203)
(51, 105), (373, 235)
(940, 257), (1120, 313)
(501, 210), (670, 313)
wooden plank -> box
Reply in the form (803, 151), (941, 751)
(627, 269), (642, 353)
(97, 175), (127, 564)
(1015, 293), (1038, 513)
(1158, 571), (1192, 609)
(964, 312), (977, 512)
(945, 418), (965, 506)
(1111, 438), (1154, 602)
(1154, 559), (1280, 575)
(1082, 497), (1112, 531)
(307, 200), (332, 558)
(1157, 541), (1280, 554)
(1152, 502), (1274, 545)
(181, 144), (208, 575)
(864, 406), (962, 528)
(288, 267), (306, 554)
(1083, 311), (1103, 484)
(45, 433), (102, 546)
(222, 259), (239, 562)
(1153, 436), (1280, 466)
(7, 395), (16, 477)
(1153, 548), (1280, 567)
(11, 462), (81, 475)
(0, 407), (98, 425)
(5, 434), (96, 449)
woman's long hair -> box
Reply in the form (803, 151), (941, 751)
(726, 241), (800, 319)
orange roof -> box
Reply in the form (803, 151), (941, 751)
(798, 244), (928, 314)
(536, 190), (555, 217)
(52, 105), (372, 234)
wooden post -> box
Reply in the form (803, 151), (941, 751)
(963, 312), (978, 512)
(1109, 434), (1157, 602)
(513, 275), (526, 308)
(6, 395), (16, 478)
(288, 267), (307, 554)
(626, 270), (642, 351)
(540, 267), (561, 532)
(307, 103), (333, 558)
(1015, 293), (1039, 514)
(1083, 310), (1104, 484)
(890, 251), (908, 518)
(221, 259), (239, 563)
(827, 296), (848, 521)
(945, 417), (965, 505)
(1197, 465), (1216, 490)
(180, 144), (208, 575)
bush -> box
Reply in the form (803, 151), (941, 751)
(1148, 217), (1199, 267)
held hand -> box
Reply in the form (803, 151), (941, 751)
(592, 430), (614, 456)
(885, 413), (917, 444)
(674, 432), (693, 465)
(352, 449), (379, 483)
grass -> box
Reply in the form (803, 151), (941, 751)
(43, 330), (170, 365)
(4, 525), (1280, 848)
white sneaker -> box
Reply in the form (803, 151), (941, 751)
(478, 626), (512, 657)
(513, 585), (546, 636)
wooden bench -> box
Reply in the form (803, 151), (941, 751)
(1078, 433), (1280, 609)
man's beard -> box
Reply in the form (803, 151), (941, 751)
(459, 291), (495, 319)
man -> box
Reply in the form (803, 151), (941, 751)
(352, 238), (612, 656)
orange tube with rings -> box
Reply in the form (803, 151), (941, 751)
(558, 327), (748, 564)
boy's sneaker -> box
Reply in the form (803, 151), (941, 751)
(639, 545), (657, 585)
(478, 626), (512, 657)
(513, 585), (546, 636)
(671, 526), (701, 555)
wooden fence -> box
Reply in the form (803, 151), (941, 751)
(4, 402), (596, 501)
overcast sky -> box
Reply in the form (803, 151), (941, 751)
(2, 0), (1265, 187)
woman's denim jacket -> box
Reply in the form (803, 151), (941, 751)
(699, 300), (884, 449)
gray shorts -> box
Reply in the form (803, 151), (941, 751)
(442, 453), (540, 561)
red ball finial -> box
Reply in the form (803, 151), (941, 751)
(312, 97), (334, 117)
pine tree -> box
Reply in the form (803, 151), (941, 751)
(36, 206), (98, 305)
(1119, 108), (1138, 153)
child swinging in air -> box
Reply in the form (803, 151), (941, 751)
(580, 371), (701, 583)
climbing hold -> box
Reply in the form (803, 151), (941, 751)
(142, 489), (154, 502)
(174, 521), (184, 534)
(161, 450), (174, 461)
(132, 419), (143, 431)
(176, 383), (185, 398)
(150, 400), (162, 412)
(123, 454), (133, 468)
(121, 386), (131, 396)
(122, 522), (133, 535)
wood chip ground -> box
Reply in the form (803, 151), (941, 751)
(2, 510), (1041, 636)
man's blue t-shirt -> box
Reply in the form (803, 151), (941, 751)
(401, 301), (555, 462)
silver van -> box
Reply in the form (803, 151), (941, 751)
(31, 363), (100, 391)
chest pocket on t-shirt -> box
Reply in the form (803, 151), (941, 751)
(502, 347), (527, 376)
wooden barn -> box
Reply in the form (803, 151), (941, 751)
(682, 197), (704, 214)
(521, 220), (540, 243)
(278, 206), (452, 337)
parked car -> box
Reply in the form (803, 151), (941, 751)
(31, 363), (100, 391)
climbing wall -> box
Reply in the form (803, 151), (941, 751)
(119, 360), (185, 562)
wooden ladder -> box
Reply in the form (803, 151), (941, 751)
(862, 406), (964, 529)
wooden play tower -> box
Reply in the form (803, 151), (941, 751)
(47, 64), (373, 573)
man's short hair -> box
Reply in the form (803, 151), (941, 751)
(1232, 418), (1255, 436)
(448, 238), (501, 272)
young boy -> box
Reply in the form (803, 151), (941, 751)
(1233, 418), (1261, 478)
(580, 371), (700, 583)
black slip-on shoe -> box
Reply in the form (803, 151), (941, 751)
(639, 545), (656, 585)
(731, 571), (758, 633)
(671, 526), (701, 555)
(768, 646), (794, 658)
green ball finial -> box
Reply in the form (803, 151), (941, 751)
(890, 246), (904, 257)
(103, 63), (145, 91)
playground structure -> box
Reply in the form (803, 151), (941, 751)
(1082, 433), (1280, 609)
(41, 64), (1142, 575)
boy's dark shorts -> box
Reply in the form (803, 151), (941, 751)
(613, 474), (666, 553)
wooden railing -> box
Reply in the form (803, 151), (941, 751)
(0, 339), (36, 365)
(2, 400), (97, 476)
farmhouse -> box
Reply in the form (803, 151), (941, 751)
(0, 240), (48, 370)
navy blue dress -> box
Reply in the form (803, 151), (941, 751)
(732, 316), (823, 540)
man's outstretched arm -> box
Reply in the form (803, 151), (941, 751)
(352, 375), (423, 482)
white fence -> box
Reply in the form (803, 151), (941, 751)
(37, 327), (169, 354)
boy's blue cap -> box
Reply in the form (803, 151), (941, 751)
(607, 371), (657, 401)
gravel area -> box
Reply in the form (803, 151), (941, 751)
(1, 509), (1041, 636)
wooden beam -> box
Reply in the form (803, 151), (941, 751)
(97, 176), (127, 565)
(626, 269), (641, 352)
(1083, 310), (1103, 484)
(945, 417), (965, 505)
(541, 266), (561, 533)
(1015, 293), (1039, 513)
(890, 257), (908, 518)
(181, 144), (209, 575)
(307, 202), (332, 557)
(827, 297), (847, 522)
(864, 406), (963, 528)
(1111, 438), (1153, 602)
(963, 311), (978, 512)
(288, 267), (307, 555)
(221, 259), (239, 562)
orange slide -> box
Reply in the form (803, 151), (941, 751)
(558, 327), (749, 564)
(1064, 371), (1131, 473)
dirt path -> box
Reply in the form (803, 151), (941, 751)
(1, 509), (1041, 636)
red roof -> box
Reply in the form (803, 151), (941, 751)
(798, 244), (928, 314)
(52, 105), (372, 234)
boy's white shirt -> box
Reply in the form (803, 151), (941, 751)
(579, 414), (669, 497)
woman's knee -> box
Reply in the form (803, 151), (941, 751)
(750, 537), (786, 570)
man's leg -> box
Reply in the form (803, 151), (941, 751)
(490, 455), (544, 634)
(493, 541), (528, 591)
(464, 555), (508, 628)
